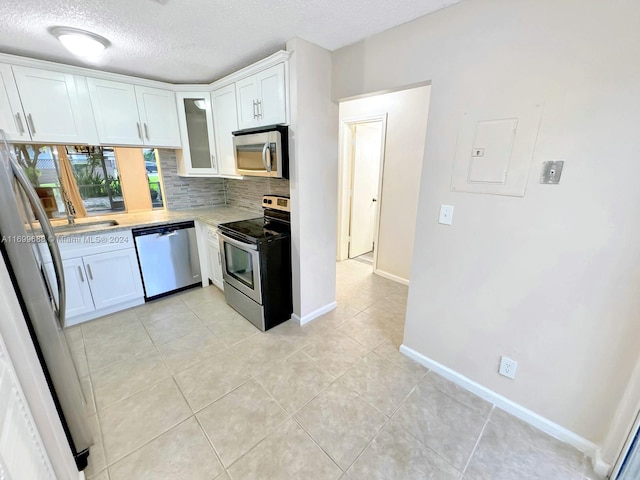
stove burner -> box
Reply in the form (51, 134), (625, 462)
(218, 217), (290, 243)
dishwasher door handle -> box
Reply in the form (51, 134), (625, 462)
(159, 231), (178, 238)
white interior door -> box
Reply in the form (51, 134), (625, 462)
(349, 122), (384, 259)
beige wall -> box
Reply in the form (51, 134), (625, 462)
(332, 0), (640, 454)
(287, 38), (339, 321)
(338, 87), (430, 282)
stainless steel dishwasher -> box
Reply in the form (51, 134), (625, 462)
(132, 220), (202, 300)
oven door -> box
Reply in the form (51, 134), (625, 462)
(218, 231), (262, 304)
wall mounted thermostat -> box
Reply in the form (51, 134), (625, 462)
(540, 161), (564, 184)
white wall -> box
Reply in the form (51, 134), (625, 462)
(338, 87), (430, 282)
(332, 0), (640, 458)
(287, 38), (339, 322)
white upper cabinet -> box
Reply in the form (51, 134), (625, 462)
(12, 66), (85, 143)
(87, 78), (142, 145)
(256, 63), (286, 126)
(235, 75), (260, 130)
(0, 63), (29, 142)
(135, 86), (181, 148)
(87, 78), (181, 147)
(211, 84), (240, 177)
(176, 92), (218, 176)
(235, 63), (286, 129)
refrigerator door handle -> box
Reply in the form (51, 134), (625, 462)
(10, 157), (66, 329)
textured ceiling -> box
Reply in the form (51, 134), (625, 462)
(0, 0), (460, 84)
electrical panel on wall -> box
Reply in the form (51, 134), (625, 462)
(450, 104), (543, 197)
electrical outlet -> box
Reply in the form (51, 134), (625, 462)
(439, 205), (454, 225)
(499, 356), (517, 379)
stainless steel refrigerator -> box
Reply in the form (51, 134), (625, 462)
(0, 131), (92, 470)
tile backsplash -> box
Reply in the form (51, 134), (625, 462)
(157, 149), (226, 210)
(224, 177), (290, 212)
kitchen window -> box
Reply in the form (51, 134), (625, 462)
(12, 144), (164, 218)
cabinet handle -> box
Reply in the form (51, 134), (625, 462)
(86, 264), (93, 280)
(136, 122), (143, 140)
(27, 114), (36, 134)
(252, 100), (258, 119)
(210, 154), (216, 168)
(217, 251), (221, 265)
(256, 100), (262, 119)
(144, 122), (150, 140)
(77, 266), (85, 282)
(14, 113), (25, 135)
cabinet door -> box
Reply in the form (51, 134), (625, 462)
(256, 63), (286, 126)
(12, 66), (84, 143)
(44, 259), (95, 319)
(207, 235), (223, 290)
(235, 76), (259, 130)
(135, 86), (181, 148)
(87, 78), (143, 145)
(211, 85), (239, 176)
(175, 93), (217, 176)
(0, 63), (29, 142)
(83, 249), (144, 310)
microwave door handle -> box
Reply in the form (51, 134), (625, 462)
(10, 157), (66, 328)
(262, 143), (272, 172)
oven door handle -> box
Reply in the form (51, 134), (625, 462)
(218, 231), (258, 251)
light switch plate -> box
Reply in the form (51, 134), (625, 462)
(439, 205), (454, 225)
(540, 161), (564, 184)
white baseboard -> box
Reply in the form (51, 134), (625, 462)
(399, 344), (612, 477)
(292, 301), (337, 325)
(79, 471), (86, 480)
(373, 269), (409, 286)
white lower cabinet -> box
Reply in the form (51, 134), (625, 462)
(45, 238), (144, 325)
(207, 233), (224, 290)
(83, 249), (144, 310)
(44, 257), (95, 318)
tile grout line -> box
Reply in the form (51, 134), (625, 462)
(79, 325), (109, 480)
(461, 405), (495, 476)
(87, 306), (196, 474)
(83, 263), (411, 479)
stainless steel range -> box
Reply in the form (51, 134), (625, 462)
(217, 195), (292, 331)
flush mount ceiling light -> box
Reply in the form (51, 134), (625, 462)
(49, 27), (110, 59)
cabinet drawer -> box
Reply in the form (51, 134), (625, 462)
(57, 230), (135, 260)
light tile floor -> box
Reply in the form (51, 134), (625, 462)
(67, 259), (602, 480)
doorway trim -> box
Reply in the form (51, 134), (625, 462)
(337, 113), (388, 274)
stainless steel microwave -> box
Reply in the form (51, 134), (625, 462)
(232, 124), (289, 179)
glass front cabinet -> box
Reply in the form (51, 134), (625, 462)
(175, 92), (219, 176)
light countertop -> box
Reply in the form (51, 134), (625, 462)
(47, 206), (260, 237)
